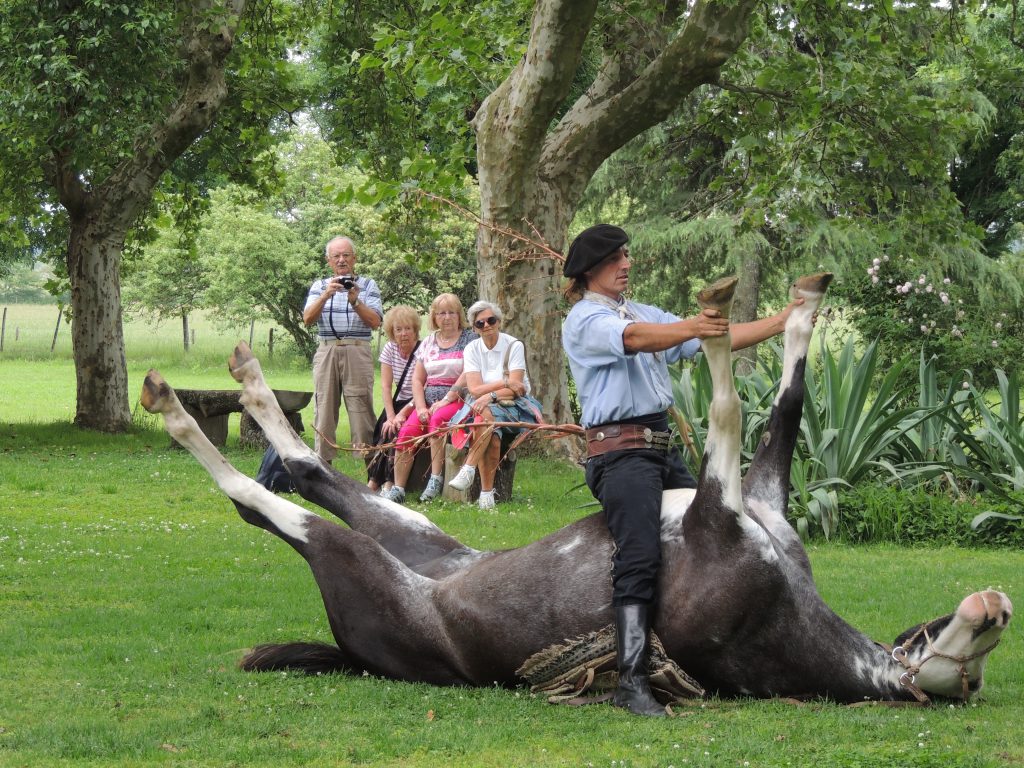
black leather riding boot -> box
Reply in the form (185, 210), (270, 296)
(612, 603), (667, 717)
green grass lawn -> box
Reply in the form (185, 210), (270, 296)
(1, 304), (1022, 767)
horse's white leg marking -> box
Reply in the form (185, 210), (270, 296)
(158, 390), (315, 544)
(232, 351), (317, 464)
(776, 282), (826, 403)
(702, 332), (743, 513)
(744, 275), (830, 543)
(660, 488), (695, 545)
(700, 290), (775, 559)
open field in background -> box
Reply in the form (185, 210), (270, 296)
(0, 303), (318, 367)
(2, 302), (1023, 766)
(0, 302), (388, 429)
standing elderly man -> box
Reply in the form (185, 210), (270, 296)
(304, 236), (383, 464)
(561, 224), (804, 717)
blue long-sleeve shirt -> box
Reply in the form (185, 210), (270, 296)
(562, 297), (700, 428)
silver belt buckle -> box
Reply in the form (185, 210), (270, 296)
(643, 427), (653, 447)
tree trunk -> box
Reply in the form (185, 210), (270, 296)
(182, 311), (190, 351)
(68, 218), (131, 432)
(732, 254), (762, 374)
(43, 0), (246, 433)
(476, 187), (574, 427)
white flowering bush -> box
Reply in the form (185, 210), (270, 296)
(836, 253), (1021, 390)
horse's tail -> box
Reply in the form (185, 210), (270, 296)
(240, 641), (349, 675)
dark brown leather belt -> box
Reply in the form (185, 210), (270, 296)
(585, 424), (673, 458)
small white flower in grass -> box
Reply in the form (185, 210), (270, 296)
(873, 257), (881, 266)
(962, 381), (970, 389)
(872, 276), (879, 284)
(940, 292), (949, 304)
(995, 321), (1003, 330)
(992, 340), (999, 348)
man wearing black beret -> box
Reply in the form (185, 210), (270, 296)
(561, 223), (805, 716)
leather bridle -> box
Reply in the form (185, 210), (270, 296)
(888, 616), (1002, 704)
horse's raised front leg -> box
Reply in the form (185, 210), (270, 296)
(141, 369), (474, 685)
(227, 343), (478, 575)
(742, 273), (832, 564)
(685, 277), (772, 550)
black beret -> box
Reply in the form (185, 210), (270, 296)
(563, 224), (629, 278)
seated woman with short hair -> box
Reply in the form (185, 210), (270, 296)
(448, 300), (543, 509)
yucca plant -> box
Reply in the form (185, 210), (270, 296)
(670, 338), (955, 539)
(957, 370), (1024, 491)
(669, 350), (779, 471)
(894, 350), (973, 489)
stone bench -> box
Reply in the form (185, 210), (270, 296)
(172, 389), (312, 449)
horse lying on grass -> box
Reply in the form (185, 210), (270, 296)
(141, 272), (1011, 706)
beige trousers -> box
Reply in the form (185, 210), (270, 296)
(312, 342), (375, 462)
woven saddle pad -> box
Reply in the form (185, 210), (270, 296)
(516, 624), (705, 706)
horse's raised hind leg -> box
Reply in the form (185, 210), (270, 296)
(142, 369), (471, 685)
(227, 343), (476, 574)
(741, 273), (832, 562)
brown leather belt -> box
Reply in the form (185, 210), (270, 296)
(585, 424), (673, 458)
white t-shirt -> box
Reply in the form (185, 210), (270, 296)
(462, 333), (530, 395)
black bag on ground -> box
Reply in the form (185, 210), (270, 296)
(256, 444), (295, 493)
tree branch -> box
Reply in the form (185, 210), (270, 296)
(540, 0), (758, 196)
(99, 0), (247, 227)
(473, 0), (599, 170)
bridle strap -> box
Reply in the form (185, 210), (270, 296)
(889, 623), (1002, 705)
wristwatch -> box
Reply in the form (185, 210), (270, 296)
(490, 392), (498, 403)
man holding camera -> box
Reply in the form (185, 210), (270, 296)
(303, 236), (383, 464)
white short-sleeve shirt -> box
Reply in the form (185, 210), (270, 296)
(463, 333), (530, 395)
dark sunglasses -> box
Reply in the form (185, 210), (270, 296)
(474, 316), (499, 329)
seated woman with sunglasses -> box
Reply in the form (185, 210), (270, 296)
(447, 301), (543, 509)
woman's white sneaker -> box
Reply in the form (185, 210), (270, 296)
(448, 464), (476, 491)
(478, 490), (496, 509)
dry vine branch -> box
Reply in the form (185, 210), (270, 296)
(414, 190), (565, 264)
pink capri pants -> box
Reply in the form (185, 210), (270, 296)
(395, 400), (464, 451)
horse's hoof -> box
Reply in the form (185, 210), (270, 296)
(228, 341), (257, 383)
(697, 276), (739, 314)
(790, 272), (833, 300)
(141, 370), (172, 414)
